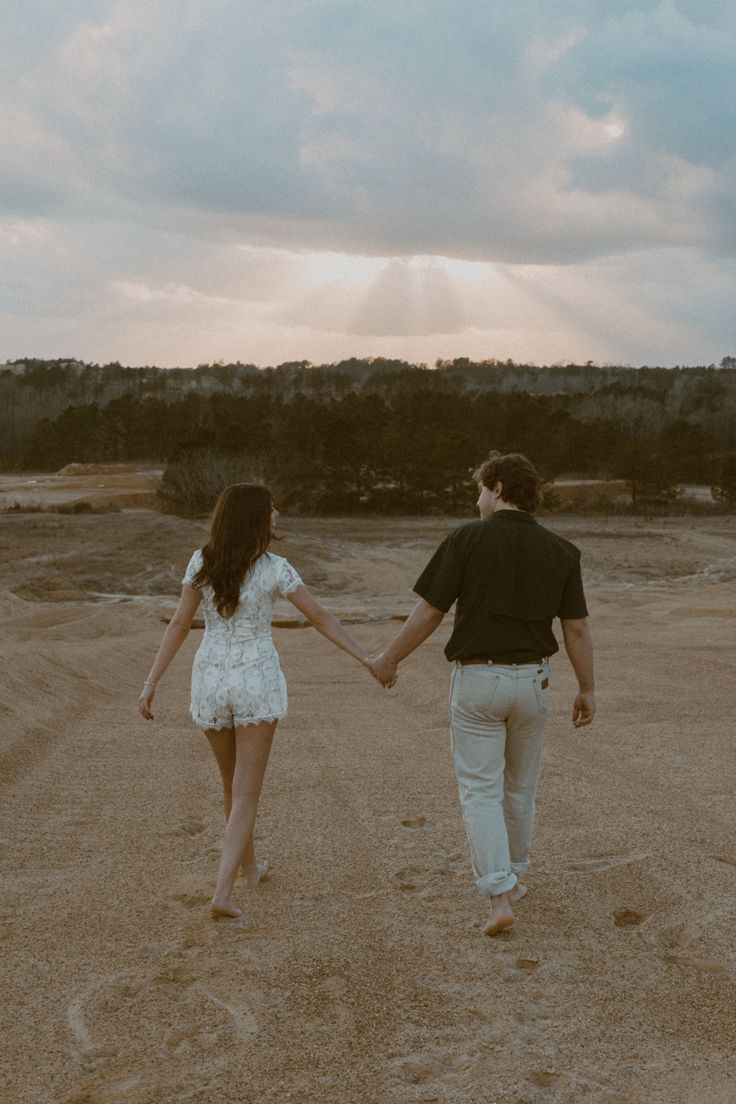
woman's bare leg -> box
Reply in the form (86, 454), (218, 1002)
(206, 727), (236, 818)
(210, 721), (275, 917)
(205, 727), (266, 885)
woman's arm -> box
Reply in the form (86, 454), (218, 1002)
(138, 585), (202, 720)
(286, 585), (371, 667)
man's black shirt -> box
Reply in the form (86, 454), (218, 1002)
(413, 510), (588, 663)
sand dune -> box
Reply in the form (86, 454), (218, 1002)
(1, 511), (735, 1103)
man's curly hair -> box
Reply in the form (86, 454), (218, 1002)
(472, 451), (543, 512)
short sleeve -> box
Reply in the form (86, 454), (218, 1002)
(413, 529), (469, 613)
(557, 554), (589, 619)
(276, 557), (303, 597)
(182, 549), (203, 588)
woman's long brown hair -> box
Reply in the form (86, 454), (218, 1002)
(192, 484), (273, 618)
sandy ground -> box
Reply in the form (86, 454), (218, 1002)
(0, 467), (161, 512)
(1, 480), (736, 1104)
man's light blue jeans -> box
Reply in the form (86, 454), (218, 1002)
(449, 661), (550, 897)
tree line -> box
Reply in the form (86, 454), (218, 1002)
(3, 357), (736, 513)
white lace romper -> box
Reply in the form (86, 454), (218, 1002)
(182, 549), (303, 731)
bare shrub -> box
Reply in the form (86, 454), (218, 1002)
(157, 449), (268, 517)
(712, 453), (736, 508)
(1, 500), (45, 514)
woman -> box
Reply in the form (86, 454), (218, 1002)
(138, 483), (379, 918)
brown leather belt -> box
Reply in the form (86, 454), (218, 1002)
(458, 657), (548, 666)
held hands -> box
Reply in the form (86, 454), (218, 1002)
(572, 690), (595, 728)
(363, 652), (398, 689)
(138, 683), (156, 720)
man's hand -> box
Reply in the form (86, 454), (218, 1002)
(362, 598), (444, 691)
(572, 691), (595, 728)
(366, 652), (398, 688)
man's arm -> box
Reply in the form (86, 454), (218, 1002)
(560, 617), (596, 728)
(368, 598), (446, 685)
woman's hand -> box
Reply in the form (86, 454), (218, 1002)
(138, 683), (156, 720)
(365, 653), (398, 689)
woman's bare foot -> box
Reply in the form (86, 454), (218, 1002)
(482, 891), (514, 936)
(243, 859), (270, 888)
(510, 882), (527, 903)
(209, 896), (242, 918)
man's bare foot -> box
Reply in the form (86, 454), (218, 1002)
(482, 892), (514, 936)
(510, 882), (527, 903)
(209, 896), (242, 918)
(243, 860), (270, 888)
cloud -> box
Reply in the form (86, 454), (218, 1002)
(0, 2), (734, 365)
(2, 1), (734, 262)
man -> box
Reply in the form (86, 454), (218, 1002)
(369, 451), (595, 936)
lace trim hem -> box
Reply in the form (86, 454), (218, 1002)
(192, 712), (285, 731)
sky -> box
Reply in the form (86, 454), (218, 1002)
(1, 0), (735, 368)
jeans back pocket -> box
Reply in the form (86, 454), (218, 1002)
(533, 674), (550, 713)
(453, 666), (503, 720)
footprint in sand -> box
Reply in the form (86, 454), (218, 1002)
(239, 926), (292, 939)
(528, 1070), (561, 1088)
(392, 864), (450, 898)
(181, 932), (209, 950)
(427, 843), (467, 876)
(613, 908), (649, 928)
(558, 850), (652, 874)
(169, 891), (209, 909)
(397, 1045), (554, 1089)
(394, 866), (423, 892)
(400, 816), (427, 828)
(65, 1075), (143, 1103)
(171, 819), (205, 837)
(314, 974), (356, 1032)
(659, 920), (700, 949)
(662, 953), (731, 976)
(515, 956), (541, 971)
(395, 1052), (451, 1085)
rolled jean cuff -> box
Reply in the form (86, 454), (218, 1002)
(511, 860), (529, 879)
(476, 871), (517, 897)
